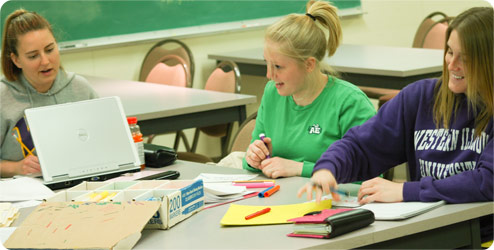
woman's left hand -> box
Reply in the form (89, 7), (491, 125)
(259, 157), (302, 178)
(358, 177), (404, 205)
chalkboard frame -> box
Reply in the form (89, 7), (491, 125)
(1, 0), (362, 52)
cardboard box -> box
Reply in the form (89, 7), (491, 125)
(5, 201), (161, 250)
(46, 179), (204, 229)
(5, 179), (204, 249)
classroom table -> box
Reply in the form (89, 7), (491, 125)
(208, 44), (444, 90)
(84, 75), (257, 136)
(132, 160), (493, 249)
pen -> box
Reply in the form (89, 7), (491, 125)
(245, 207), (271, 220)
(258, 186), (274, 197)
(259, 133), (270, 159)
(263, 185), (280, 197)
(310, 181), (349, 196)
(330, 187), (350, 197)
(12, 129), (34, 157)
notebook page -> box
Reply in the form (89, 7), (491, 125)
(360, 200), (445, 220)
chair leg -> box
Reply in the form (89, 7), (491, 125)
(220, 123), (234, 158)
(190, 129), (201, 153)
(173, 131), (181, 151)
(179, 131), (191, 152)
(147, 134), (156, 144)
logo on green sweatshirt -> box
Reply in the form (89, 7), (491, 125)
(308, 124), (321, 134)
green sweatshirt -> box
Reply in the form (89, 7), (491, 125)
(243, 76), (376, 177)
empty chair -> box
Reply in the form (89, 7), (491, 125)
(189, 61), (241, 159)
(139, 39), (194, 86)
(144, 55), (188, 87)
(228, 111), (257, 153)
(412, 11), (452, 49)
(214, 112), (257, 169)
(139, 39), (195, 151)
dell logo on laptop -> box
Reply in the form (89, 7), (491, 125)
(77, 129), (89, 142)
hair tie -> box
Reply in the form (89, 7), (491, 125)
(306, 13), (316, 21)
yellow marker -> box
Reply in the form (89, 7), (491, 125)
(90, 191), (109, 202)
(101, 192), (117, 202)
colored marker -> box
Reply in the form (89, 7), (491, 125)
(233, 182), (275, 188)
(258, 186), (275, 197)
(330, 187), (350, 197)
(100, 192), (117, 202)
(310, 181), (349, 196)
(90, 191), (109, 202)
(245, 207), (271, 220)
(263, 185), (280, 197)
(259, 133), (270, 159)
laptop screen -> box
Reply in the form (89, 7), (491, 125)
(25, 96), (139, 184)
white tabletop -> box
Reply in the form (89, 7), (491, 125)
(208, 44), (444, 77)
(84, 75), (257, 121)
(133, 161), (493, 249)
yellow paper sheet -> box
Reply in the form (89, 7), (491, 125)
(220, 200), (332, 226)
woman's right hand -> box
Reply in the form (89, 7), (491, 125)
(245, 137), (272, 169)
(18, 155), (41, 175)
(297, 169), (339, 203)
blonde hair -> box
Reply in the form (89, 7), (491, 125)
(1, 9), (54, 81)
(265, 0), (342, 76)
(433, 7), (493, 137)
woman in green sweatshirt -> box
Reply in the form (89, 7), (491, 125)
(243, 0), (376, 178)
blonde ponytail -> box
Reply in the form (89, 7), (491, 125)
(265, 0), (342, 76)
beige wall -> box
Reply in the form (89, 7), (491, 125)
(59, 0), (491, 158)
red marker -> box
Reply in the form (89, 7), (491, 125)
(263, 185), (280, 197)
(245, 207), (271, 220)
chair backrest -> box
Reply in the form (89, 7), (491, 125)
(204, 60), (241, 94)
(199, 60), (242, 138)
(139, 39), (194, 88)
(144, 55), (188, 87)
(229, 112), (257, 153)
(412, 11), (452, 49)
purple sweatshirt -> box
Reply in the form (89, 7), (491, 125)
(314, 79), (493, 241)
(314, 78), (492, 202)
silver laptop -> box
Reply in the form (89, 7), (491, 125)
(24, 96), (140, 189)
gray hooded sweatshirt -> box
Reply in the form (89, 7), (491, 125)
(0, 71), (98, 162)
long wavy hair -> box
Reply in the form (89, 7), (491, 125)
(433, 7), (493, 137)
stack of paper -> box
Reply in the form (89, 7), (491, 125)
(0, 177), (54, 201)
(360, 200), (446, 220)
(204, 183), (254, 204)
(220, 199), (333, 226)
(0, 203), (19, 227)
(195, 173), (259, 204)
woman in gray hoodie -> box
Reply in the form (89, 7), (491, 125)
(0, 9), (97, 177)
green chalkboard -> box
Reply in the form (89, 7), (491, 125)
(1, 0), (361, 45)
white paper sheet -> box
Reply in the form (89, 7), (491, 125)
(195, 173), (258, 183)
(360, 200), (446, 220)
(0, 177), (54, 201)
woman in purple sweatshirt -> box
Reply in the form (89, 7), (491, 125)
(298, 7), (493, 243)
